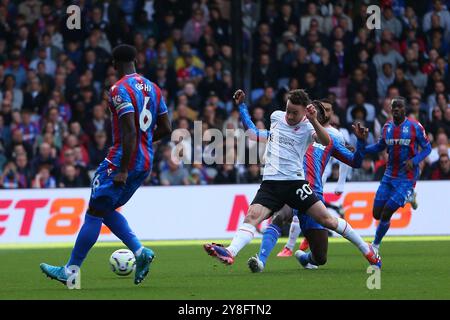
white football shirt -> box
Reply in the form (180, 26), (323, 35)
(262, 111), (316, 180)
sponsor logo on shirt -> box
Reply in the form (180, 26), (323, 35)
(386, 139), (411, 146)
(274, 135), (296, 147)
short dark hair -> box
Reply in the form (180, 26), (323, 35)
(319, 98), (332, 105)
(112, 44), (137, 63)
(351, 104), (368, 119)
(312, 100), (325, 121)
(287, 89), (310, 106)
(391, 96), (406, 108)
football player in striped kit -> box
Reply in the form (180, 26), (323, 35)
(248, 99), (369, 271)
(40, 45), (172, 286)
(203, 89), (381, 270)
(361, 97), (431, 253)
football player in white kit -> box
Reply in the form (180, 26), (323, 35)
(203, 89), (381, 269)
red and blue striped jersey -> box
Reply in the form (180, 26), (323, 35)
(304, 127), (364, 194)
(18, 122), (40, 144)
(364, 118), (431, 181)
(106, 73), (168, 172)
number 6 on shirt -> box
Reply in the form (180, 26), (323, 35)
(139, 96), (153, 132)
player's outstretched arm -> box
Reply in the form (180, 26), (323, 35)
(332, 140), (366, 168)
(360, 122), (386, 155)
(234, 89), (269, 141)
(153, 112), (172, 142)
(363, 141), (386, 154)
(306, 104), (330, 146)
(342, 122), (369, 167)
(239, 103), (269, 141)
(115, 112), (137, 185)
(331, 124), (369, 194)
(331, 139), (365, 195)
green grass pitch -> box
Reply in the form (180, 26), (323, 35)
(1, 237), (449, 300)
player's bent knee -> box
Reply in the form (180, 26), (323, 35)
(313, 254), (327, 266)
(245, 204), (271, 225)
(318, 215), (336, 230)
(312, 211), (335, 229)
(244, 205), (263, 224)
(373, 207), (382, 220)
(88, 206), (107, 218)
(88, 196), (116, 217)
(373, 200), (385, 220)
(307, 202), (337, 229)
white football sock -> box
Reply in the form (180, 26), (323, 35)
(226, 223), (256, 257)
(285, 215), (301, 250)
(335, 218), (370, 255)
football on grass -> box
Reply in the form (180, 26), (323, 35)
(109, 249), (136, 276)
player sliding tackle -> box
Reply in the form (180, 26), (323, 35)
(360, 97), (431, 253)
(278, 99), (358, 258)
(248, 99), (369, 272)
(40, 45), (172, 286)
(203, 89), (382, 268)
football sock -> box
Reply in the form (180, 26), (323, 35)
(258, 224), (281, 266)
(227, 223), (256, 257)
(335, 218), (370, 255)
(373, 220), (391, 246)
(67, 213), (103, 268)
(103, 210), (143, 256)
(300, 252), (317, 266)
(285, 215), (300, 250)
